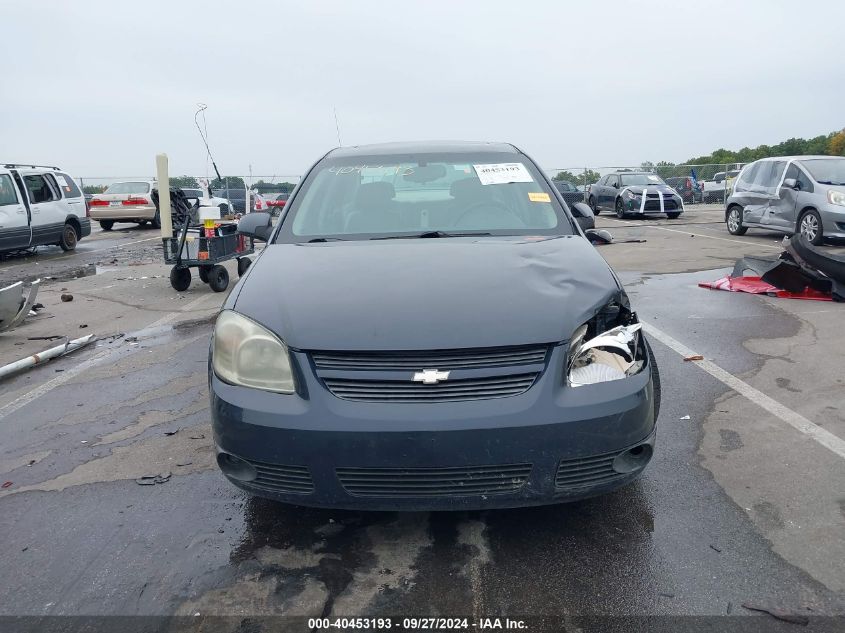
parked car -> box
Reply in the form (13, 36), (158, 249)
(213, 186), (249, 213)
(267, 193), (289, 208)
(211, 140), (659, 510)
(664, 176), (702, 204)
(552, 180), (584, 207)
(725, 156), (845, 245)
(588, 171), (684, 219)
(0, 163), (91, 253)
(181, 188), (233, 215)
(88, 181), (159, 230)
(702, 170), (741, 203)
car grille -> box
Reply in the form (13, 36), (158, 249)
(644, 199), (678, 211)
(336, 463), (532, 497)
(242, 461), (314, 494)
(555, 451), (626, 490)
(311, 345), (548, 370)
(323, 373), (538, 402)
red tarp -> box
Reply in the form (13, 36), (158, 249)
(698, 276), (833, 301)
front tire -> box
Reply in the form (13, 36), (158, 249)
(99, 220), (114, 231)
(615, 198), (627, 219)
(589, 196), (598, 214)
(208, 265), (229, 293)
(726, 206), (747, 235)
(666, 212), (681, 219)
(59, 223), (78, 251)
(798, 209), (823, 245)
(150, 209), (161, 230)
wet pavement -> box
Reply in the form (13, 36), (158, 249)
(1, 208), (844, 630)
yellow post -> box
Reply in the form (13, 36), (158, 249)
(155, 153), (172, 238)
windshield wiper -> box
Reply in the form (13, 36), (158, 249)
(306, 237), (346, 243)
(371, 231), (493, 240)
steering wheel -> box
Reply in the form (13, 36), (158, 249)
(453, 200), (522, 229)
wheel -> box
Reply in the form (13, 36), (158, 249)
(198, 266), (212, 283)
(150, 209), (161, 230)
(208, 264), (229, 293)
(59, 223), (78, 251)
(726, 205), (747, 235)
(589, 196), (598, 214)
(615, 197), (627, 219)
(798, 209), (823, 245)
(237, 257), (251, 277)
(99, 220), (114, 231)
(169, 266), (191, 291)
(666, 212), (681, 219)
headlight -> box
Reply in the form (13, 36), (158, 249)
(828, 190), (845, 207)
(212, 310), (295, 393)
(622, 190), (639, 200)
(567, 322), (644, 387)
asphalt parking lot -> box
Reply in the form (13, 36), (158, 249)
(1, 208), (844, 629)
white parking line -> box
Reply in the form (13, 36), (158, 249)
(0, 293), (219, 422)
(603, 218), (783, 250)
(643, 322), (845, 461)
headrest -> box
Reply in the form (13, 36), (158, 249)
(449, 177), (490, 200)
(355, 181), (395, 207)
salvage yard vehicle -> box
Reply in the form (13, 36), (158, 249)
(702, 169), (740, 203)
(0, 163), (91, 253)
(553, 179), (584, 207)
(665, 176), (702, 204)
(181, 188), (234, 216)
(88, 180), (159, 230)
(589, 171), (684, 219)
(726, 156), (845, 246)
(211, 141), (659, 511)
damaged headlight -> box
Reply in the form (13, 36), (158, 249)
(212, 310), (295, 393)
(622, 190), (639, 200)
(567, 298), (646, 387)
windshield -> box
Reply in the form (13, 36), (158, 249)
(620, 174), (665, 186)
(104, 181), (150, 194)
(276, 153), (569, 241)
(799, 158), (845, 185)
(214, 188), (245, 199)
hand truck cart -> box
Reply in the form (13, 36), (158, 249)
(154, 189), (255, 293)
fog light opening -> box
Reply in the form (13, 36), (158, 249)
(612, 443), (653, 474)
(217, 452), (258, 482)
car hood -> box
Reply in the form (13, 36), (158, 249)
(232, 236), (621, 351)
(622, 184), (680, 196)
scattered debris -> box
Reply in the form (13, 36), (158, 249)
(79, 324), (88, 329)
(684, 355), (704, 361)
(0, 279), (41, 332)
(105, 333), (125, 343)
(741, 602), (810, 625)
(658, 592), (675, 598)
(680, 415), (691, 420)
(135, 472), (171, 486)
(727, 602), (733, 614)
(27, 336), (63, 341)
(700, 235), (844, 302)
(125, 336), (138, 343)
(27, 460), (35, 466)
(164, 429), (179, 436)
(176, 461), (193, 467)
(60, 294), (74, 302)
(709, 544), (722, 553)
(0, 334), (97, 380)
(80, 440), (88, 444)
(1, 481), (12, 488)
(189, 433), (205, 440)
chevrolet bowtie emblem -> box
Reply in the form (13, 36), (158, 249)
(412, 369), (450, 384)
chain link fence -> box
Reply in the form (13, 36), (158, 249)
(546, 164), (747, 206)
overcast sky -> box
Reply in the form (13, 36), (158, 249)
(2, 0), (843, 179)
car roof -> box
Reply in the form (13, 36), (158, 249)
(327, 140), (518, 158)
(754, 155), (841, 162)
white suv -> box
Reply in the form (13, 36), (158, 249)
(0, 163), (91, 253)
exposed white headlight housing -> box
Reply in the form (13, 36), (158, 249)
(212, 310), (295, 393)
(568, 323), (644, 387)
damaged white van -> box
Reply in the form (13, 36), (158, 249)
(0, 164), (91, 254)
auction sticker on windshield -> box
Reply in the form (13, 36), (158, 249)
(474, 163), (533, 185)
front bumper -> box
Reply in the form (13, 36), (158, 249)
(821, 206), (845, 239)
(211, 343), (658, 510)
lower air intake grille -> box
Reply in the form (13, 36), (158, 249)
(246, 461), (314, 494)
(323, 373), (537, 402)
(337, 463), (532, 497)
(555, 452), (625, 490)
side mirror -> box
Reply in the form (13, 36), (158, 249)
(237, 211), (272, 242)
(782, 178), (799, 190)
(585, 228), (612, 245)
(571, 202), (595, 231)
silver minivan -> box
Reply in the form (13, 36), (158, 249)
(725, 156), (845, 245)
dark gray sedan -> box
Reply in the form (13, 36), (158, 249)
(210, 141), (659, 510)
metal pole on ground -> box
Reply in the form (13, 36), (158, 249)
(156, 154), (172, 238)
